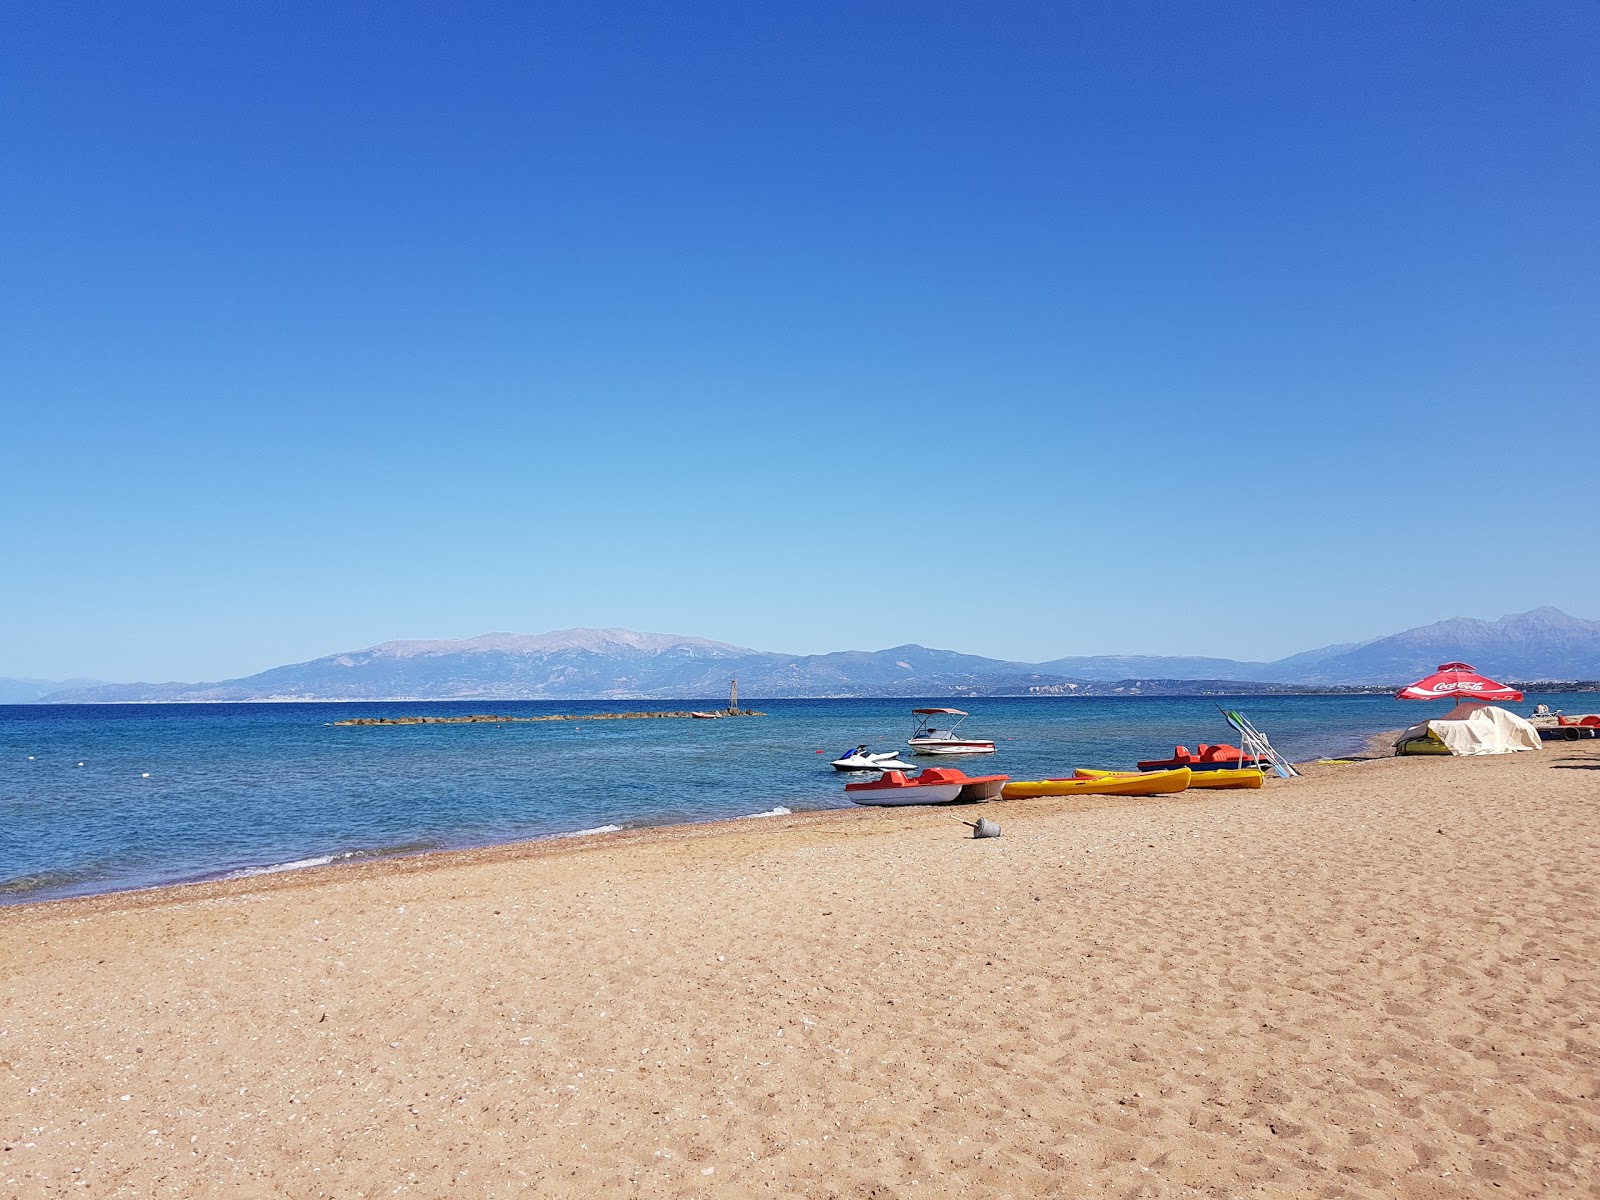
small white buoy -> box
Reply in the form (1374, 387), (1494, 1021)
(142, 772), (150, 778)
(27, 756), (34, 760)
(77, 761), (85, 767)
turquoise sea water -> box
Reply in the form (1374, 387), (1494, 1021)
(0, 694), (1568, 904)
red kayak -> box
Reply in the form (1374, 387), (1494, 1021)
(1136, 743), (1260, 773)
(845, 766), (1010, 806)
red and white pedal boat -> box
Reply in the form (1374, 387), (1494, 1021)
(845, 766), (1010, 806)
(1136, 742), (1259, 772)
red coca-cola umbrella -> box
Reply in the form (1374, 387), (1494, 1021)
(1396, 662), (1523, 703)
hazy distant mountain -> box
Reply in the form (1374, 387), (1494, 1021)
(41, 629), (758, 703)
(36, 629), (1075, 702)
(0, 677), (103, 704)
(1035, 642), (1384, 683)
(1257, 640), (1373, 673)
(1035, 654), (1274, 682)
(1259, 607), (1600, 685)
(1045, 610), (1600, 686)
(29, 608), (1600, 702)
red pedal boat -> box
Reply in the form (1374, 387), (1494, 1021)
(1136, 743), (1260, 772)
(845, 766), (1010, 806)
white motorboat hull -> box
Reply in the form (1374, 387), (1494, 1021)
(908, 739), (997, 756)
(847, 783), (964, 806)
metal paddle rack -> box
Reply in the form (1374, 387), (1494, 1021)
(1219, 707), (1301, 778)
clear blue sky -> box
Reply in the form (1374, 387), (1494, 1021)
(3, 1), (1596, 682)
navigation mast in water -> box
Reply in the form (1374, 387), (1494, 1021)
(729, 676), (739, 715)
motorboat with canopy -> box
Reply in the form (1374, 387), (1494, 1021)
(907, 708), (996, 756)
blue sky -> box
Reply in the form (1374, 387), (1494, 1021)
(3, 1), (1596, 681)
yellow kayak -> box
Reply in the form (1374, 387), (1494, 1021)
(1076, 767), (1265, 790)
(1000, 767), (1191, 799)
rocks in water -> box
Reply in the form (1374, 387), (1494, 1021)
(332, 710), (765, 727)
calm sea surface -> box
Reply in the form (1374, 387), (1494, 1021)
(0, 694), (1567, 904)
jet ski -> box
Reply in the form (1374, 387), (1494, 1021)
(831, 744), (918, 772)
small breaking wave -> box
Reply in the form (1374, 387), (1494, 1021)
(545, 824), (624, 840)
(741, 806), (792, 818)
(221, 839), (443, 881)
(0, 866), (103, 898)
(224, 853), (351, 880)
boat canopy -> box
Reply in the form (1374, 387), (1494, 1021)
(912, 707), (967, 715)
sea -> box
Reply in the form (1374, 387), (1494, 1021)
(0, 693), (1569, 905)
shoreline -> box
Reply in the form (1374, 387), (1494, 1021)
(0, 732), (1406, 911)
(1361, 726), (1403, 756)
(0, 803), (838, 917)
(4, 745), (1595, 1196)
(4, 780), (1238, 918)
(4, 748), (1376, 916)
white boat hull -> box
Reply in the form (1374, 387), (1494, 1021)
(847, 783), (964, 806)
(956, 778), (1006, 802)
(909, 740), (996, 756)
(831, 754), (918, 772)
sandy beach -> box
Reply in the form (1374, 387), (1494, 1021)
(3, 745), (1597, 1198)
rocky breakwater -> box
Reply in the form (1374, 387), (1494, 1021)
(331, 709), (764, 726)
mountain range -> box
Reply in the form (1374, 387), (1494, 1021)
(0, 676), (105, 704)
(14, 607), (1599, 703)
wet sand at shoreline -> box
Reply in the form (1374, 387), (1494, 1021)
(3, 746), (1597, 1197)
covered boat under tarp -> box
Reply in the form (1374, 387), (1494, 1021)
(1394, 703), (1543, 756)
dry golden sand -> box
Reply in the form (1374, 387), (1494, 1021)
(3, 746), (1599, 1198)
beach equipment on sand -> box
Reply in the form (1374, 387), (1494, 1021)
(1000, 768), (1191, 800)
(1136, 743), (1259, 772)
(1220, 709), (1300, 778)
(907, 708), (997, 756)
(846, 769), (961, 805)
(1179, 767), (1264, 789)
(1394, 702), (1542, 756)
(960, 817), (1001, 838)
(845, 766), (1010, 806)
(1393, 664), (1539, 755)
(1527, 706), (1600, 741)
(952, 772), (1010, 802)
(1076, 767), (1264, 790)
(1396, 663), (1524, 704)
(1139, 715), (1298, 779)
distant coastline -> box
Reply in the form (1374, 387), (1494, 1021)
(15, 680), (1597, 705)
(331, 709), (765, 725)
(11, 607), (1600, 704)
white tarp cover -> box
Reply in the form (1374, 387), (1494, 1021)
(1397, 703), (1544, 756)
